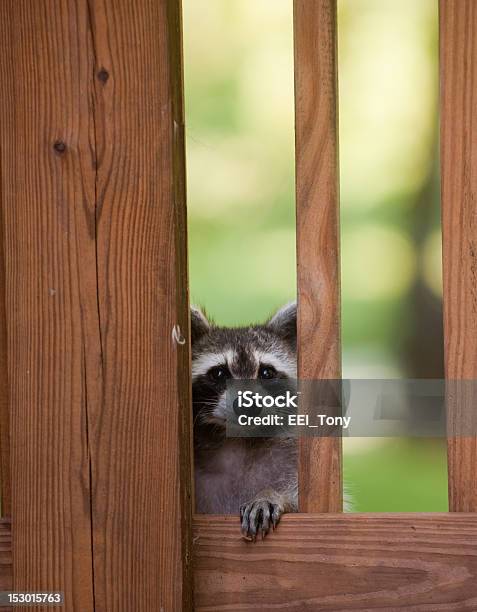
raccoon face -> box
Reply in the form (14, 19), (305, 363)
(191, 303), (297, 428)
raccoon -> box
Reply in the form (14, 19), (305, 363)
(191, 302), (298, 541)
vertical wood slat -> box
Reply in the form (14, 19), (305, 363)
(440, 0), (477, 512)
(0, 1), (193, 610)
(0, 199), (10, 518)
(87, 1), (193, 610)
(294, 0), (342, 512)
(0, 1), (96, 608)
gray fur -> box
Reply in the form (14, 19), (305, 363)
(191, 303), (298, 540)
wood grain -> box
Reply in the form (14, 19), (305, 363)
(0, 515), (476, 612)
(293, 0), (342, 512)
(0, 2), (96, 608)
(440, 0), (477, 511)
(86, 1), (193, 610)
(0, 519), (12, 612)
(0, 520), (11, 592)
(0, 1), (193, 610)
(0, 172), (10, 518)
(194, 513), (477, 611)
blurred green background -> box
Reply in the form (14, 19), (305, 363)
(183, 0), (447, 512)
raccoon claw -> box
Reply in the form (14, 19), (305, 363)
(240, 499), (283, 541)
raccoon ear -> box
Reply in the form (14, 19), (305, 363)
(268, 301), (297, 348)
(190, 306), (210, 344)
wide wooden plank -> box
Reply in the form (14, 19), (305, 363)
(0, 514), (475, 611)
(194, 514), (477, 611)
(86, 1), (193, 610)
(294, 0), (342, 512)
(0, 2), (96, 608)
(0, 1), (193, 609)
(440, 1), (477, 511)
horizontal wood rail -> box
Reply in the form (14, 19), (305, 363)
(0, 514), (475, 610)
(194, 514), (477, 611)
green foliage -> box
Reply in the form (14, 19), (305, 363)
(184, 0), (447, 511)
(344, 439), (448, 512)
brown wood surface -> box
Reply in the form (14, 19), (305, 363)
(0, 1), (192, 610)
(440, 1), (477, 512)
(0, 174), (10, 519)
(294, 0), (342, 512)
(0, 519), (12, 612)
(194, 513), (477, 611)
(0, 514), (476, 612)
(0, 519), (11, 584)
(0, 2), (96, 608)
(86, 1), (193, 610)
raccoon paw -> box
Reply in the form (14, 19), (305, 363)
(239, 497), (283, 542)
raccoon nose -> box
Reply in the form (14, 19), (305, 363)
(232, 395), (262, 418)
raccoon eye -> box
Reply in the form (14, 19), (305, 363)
(258, 364), (277, 380)
(207, 365), (230, 383)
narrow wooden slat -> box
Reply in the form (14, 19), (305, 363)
(294, 0), (342, 512)
(440, 1), (477, 512)
(194, 514), (477, 611)
(0, 520), (12, 594)
(0, 1), (95, 607)
(0, 519), (12, 612)
(0, 194), (10, 518)
(87, 1), (193, 609)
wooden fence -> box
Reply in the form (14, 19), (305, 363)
(0, 0), (475, 610)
